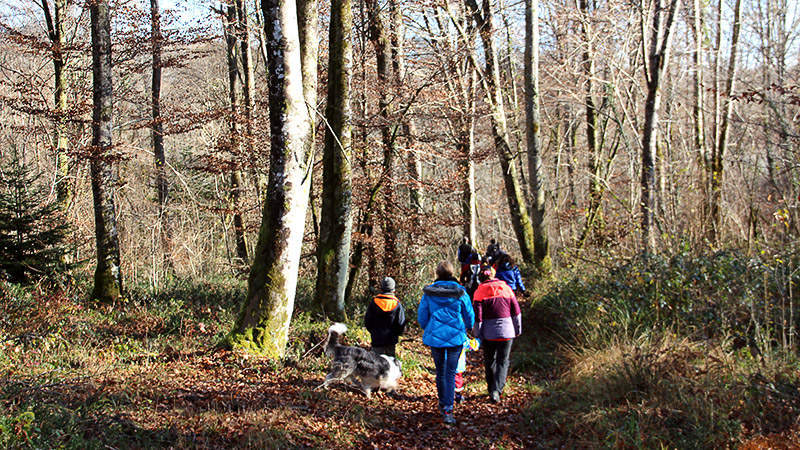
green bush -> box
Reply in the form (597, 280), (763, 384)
(0, 410), (35, 447)
(0, 150), (73, 284)
(536, 248), (800, 352)
(525, 333), (800, 448)
(525, 247), (800, 447)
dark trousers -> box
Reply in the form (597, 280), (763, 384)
(430, 346), (461, 413)
(483, 339), (513, 394)
(372, 344), (396, 357)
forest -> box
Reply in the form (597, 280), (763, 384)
(0, 0), (798, 446)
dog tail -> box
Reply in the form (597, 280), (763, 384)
(324, 322), (347, 357)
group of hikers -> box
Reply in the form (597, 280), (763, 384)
(363, 237), (525, 425)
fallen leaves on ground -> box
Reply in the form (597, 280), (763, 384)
(5, 330), (544, 448)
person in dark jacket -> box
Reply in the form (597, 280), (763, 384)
(418, 261), (475, 425)
(472, 267), (522, 403)
(494, 254), (527, 296)
(365, 277), (406, 357)
(457, 237), (473, 266)
(462, 261), (482, 300)
(457, 237), (480, 282)
(485, 239), (501, 265)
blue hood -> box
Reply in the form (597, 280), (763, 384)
(417, 280), (475, 348)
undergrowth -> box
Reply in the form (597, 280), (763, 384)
(0, 275), (427, 448)
(0, 277), (248, 448)
(3, 247), (800, 448)
(525, 247), (800, 447)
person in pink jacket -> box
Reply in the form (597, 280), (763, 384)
(471, 267), (522, 403)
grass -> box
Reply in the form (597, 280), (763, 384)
(526, 332), (800, 447)
(521, 247), (800, 448)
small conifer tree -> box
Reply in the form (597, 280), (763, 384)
(0, 150), (71, 283)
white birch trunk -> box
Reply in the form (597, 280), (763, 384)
(229, 0), (312, 358)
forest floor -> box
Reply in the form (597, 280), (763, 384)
(67, 331), (546, 448)
(2, 276), (800, 448)
(1, 280), (553, 448)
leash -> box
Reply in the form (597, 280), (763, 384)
(300, 336), (328, 359)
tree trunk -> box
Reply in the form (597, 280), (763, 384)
(345, 194), (377, 304)
(709, 0), (741, 243)
(524, 0), (550, 273)
(658, 100), (671, 221)
(344, 17), (375, 303)
(466, 0), (536, 264)
(151, 0), (166, 218)
(344, 12), (372, 303)
(229, 0), (313, 358)
(406, 125), (423, 214)
(576, 0), (603, 248)
(390, 1), (423, 215)
(297, 0), (318, 117)
(150, 0), (173, 272)
(641, 0), (681, 253)
(42, 0), (71, 214)
(366, 0), (397, 273)
(430, 5), (477, 247)
(90, 0), (123, 302)
(692, 0), (708, 236)
(230, 170), (248, 263)
(709, 0), (722, 236)
(315, 0), (353, 320)
(254, 2), (269, 69)
(224, 4), (248, 263)
(692, 0), (706, 169)
(465, 65), (478, 246)
(499, 0), (521, 132)
(460, 119), (478, 246)
(567, 115), (578, 213)
(235, 0), (266, 205)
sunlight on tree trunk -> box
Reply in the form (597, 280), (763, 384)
(692, 0), (709, 241)
(524, 0), (551, 274)
(42, 0), (72, 216)
(366, 0), (398, 273)
(576, 0), (603, 249)
(465, 0), (536, 264)
(709, 0), (742, 244)
(235, 0), (266, 206)
(315, 0), (354, 320)
(90, 0), (123, 302)
(641, 0), (681, 253)
(223, 4), (248, 264)
(228, 0), (313, 358)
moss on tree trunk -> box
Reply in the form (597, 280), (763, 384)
(227, 0), (313, 357)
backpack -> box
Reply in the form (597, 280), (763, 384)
(466, 264), (481, 299)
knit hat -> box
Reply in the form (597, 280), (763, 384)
(380, 276), (396, 293)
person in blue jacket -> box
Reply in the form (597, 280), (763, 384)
(418, 260), (475, 425)
(494, 253), (528, 297)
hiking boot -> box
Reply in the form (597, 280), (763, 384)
(490, 391), (501, 403)
(455, 392), (463, 404)
(442, 411), (457, 425)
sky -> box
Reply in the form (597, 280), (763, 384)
(159, 0), (217, 27)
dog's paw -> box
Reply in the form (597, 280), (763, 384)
(359, 387), (372, 399)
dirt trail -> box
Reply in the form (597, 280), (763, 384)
(98, 329), (545, 448)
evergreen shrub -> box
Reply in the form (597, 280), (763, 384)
(0, 153), (71, 283)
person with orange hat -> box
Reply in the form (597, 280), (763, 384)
(365, 276), (406, 357)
